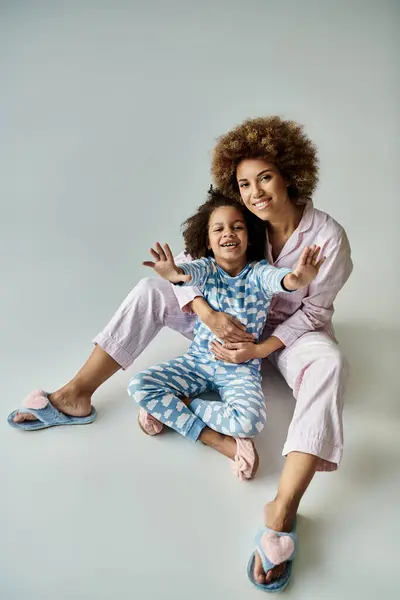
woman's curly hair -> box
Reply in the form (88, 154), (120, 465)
(182, 187), (266, 261)
(211, 116), (319, 202)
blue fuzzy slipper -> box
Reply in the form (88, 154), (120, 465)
(7, 389), (97, 431)
(247, 523), (297, 593)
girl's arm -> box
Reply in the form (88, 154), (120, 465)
(255, 246), (325, 296)
(143, 242), (211, 287)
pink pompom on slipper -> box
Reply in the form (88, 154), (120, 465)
(247, 522), (297, 592)
(137, 408), (164, 436)
(231, 438), (259, 480)
(23, 389), (49, 410)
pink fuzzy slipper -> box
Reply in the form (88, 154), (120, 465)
(137, 408), (164, 436)
(231, 438), (259, 480)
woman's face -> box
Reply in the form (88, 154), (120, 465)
(236, 158), (290, 221)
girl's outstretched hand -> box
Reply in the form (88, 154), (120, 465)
(283, 245), (326, 290)
(143, 243), (192, 284)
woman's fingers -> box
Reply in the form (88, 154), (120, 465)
(142, 261), (155, 268)
(227, 317), (254, 340)
(210, 342), (230, 361)
(225, 332), (249, 343)
(229, 318), (246, 332)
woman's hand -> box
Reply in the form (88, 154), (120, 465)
(204, 311), (255, 344)
(283, 245), (326, 290)
(210, 340), (258, 364)
(143, 243), (192, 284)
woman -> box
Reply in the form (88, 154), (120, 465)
(10, 116), (352, 591)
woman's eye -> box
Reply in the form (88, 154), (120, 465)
(261, 175), (271, 182)
(239, 182), (249, 188)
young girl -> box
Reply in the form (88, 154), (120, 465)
(128, 188), (324, 480)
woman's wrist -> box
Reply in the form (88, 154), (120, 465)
(254, 336), (285, 359)
(191, 296), (215, 322)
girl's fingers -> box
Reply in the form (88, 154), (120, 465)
(306, 245), (317, 265)
(164, 243), (174, 262)
(298, 246), (310, 266)
(315, 256), (326, 270)
(155, 242), (167, 261)
(149, 247), (160, 260)
(142, 261), (155, 268)
(311, 246), (321, 265)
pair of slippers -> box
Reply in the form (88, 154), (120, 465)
(8, 393), (297, 592)
(138, 408), (259, 481)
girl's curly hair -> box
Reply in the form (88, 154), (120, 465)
(211, 116), (319, 202)
(182, 187), (266, 261)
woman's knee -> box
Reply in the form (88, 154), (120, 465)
(132, 276), (169, 300)
(320, 344), (349, 379)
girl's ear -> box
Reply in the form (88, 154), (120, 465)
(207, 237), (211, 250)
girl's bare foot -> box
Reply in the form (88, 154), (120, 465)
(253, 500), (296, 585)
(199, 428), (259, 479)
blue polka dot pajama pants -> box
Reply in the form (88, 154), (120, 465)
(128, 354), (267, 441)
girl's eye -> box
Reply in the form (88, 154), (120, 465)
(239, 182), (249, 188)
(234, 226), (243, 230)
(261, 175), (271, 182)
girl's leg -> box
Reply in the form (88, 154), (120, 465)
(14, 277), (195, 422)
(190, 364), (266, 437)
(131, 359), (261, 479)
(128, 357), (210, 441)
(253, 332), (348, 584)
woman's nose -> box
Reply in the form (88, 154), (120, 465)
(253, 184), (264, 199)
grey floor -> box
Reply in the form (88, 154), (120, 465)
(1, 323), (398, 600)
(1, 1), (398, 598)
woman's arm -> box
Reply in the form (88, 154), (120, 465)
(210, 335), (284, 363)
(272, 231), (353, 347)
(191, 297), (255, 343)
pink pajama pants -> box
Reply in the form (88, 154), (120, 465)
(94, 277), (348, 471)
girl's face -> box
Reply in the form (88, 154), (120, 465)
(236, 158), (291, 221)
(207, 205), (248, 264)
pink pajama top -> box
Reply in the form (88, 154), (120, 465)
(173, 201), (353, 347)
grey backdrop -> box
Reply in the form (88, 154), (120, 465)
(1, 2), (399, 599)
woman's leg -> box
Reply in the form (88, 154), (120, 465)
(14, 277), (195, 422)
(253, 332), (348, 584)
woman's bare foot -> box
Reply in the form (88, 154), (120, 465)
(253, 499), (296, 585)
(13, 383), (92, 423)
(12, 345), (121, 423)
